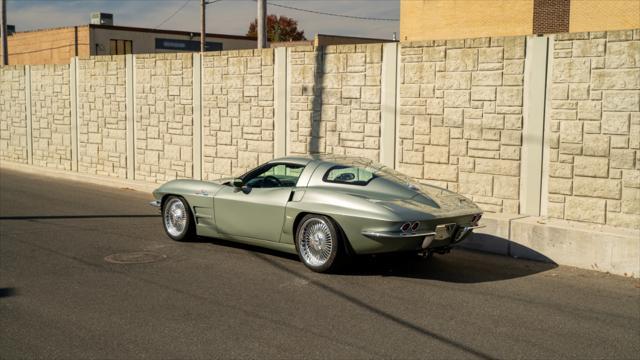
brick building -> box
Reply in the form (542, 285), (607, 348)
(6, 23), (257, 65)
(400, 0), (640, 41)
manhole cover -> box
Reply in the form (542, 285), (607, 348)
(104, 252), (166, 264)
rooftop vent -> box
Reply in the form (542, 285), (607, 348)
(90, 12), (113, 26)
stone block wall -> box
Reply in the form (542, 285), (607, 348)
(135, 53), (193, 182)
(0, 66), (27, 163)
(547, 29), (640, 229)
(397, 37), (526, 213)
(1, 29), (639, 231)
(30, 65), (72, 170)
(288, 44), (382, 160)
(202, 49), (274, 179)
(78, 56), (127, 178)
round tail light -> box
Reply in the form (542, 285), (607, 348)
(411, 222), (419, 231)
(400, 222), (411, 232)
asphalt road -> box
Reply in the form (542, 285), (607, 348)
(1, 168), (638, 359)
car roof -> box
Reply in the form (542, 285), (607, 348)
(269, 154), (376, 167)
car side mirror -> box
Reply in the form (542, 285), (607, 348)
(232, 178), (244, 188)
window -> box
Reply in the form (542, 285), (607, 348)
(109, 39), (132, 55)
(243, 163), (305, 188)
(323, 165), (377, 186)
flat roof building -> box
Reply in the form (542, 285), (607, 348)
(7, 23), (257, 65)
(400, 0), (640, 42)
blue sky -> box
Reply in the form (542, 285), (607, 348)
(8, 0), (400, 39)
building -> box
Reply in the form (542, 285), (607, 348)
(400, 0), (640, 41)
(7, 18), (257, 65)
(270, 34), (396, 48)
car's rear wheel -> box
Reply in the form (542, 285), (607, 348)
(296, 214), (342, 273)
(162, 196), (195, 241)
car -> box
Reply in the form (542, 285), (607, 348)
(150, 155), (483, 272)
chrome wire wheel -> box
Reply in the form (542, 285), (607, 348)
(299, 218), (334, 267)
(163, 198), (188, 237)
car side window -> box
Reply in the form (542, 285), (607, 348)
(323, 165), (376, 186)
(244, 163), (305, 188)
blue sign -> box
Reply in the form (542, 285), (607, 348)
(155, 38), (223, 51)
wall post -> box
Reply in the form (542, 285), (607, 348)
(192, 52), (202, 180)
(70, 57), (79, 172)
(520, 35), (551, 216)
(24, 65), (33, 165)
(125, 54), (135, 179)
(380, 42), (399, 168)
(274, 47), (287, 158)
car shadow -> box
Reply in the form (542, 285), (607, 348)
(0, 214), (159, 220)
(195, 236), (557, 284)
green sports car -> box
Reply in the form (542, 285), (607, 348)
(150, 155), (483, 272)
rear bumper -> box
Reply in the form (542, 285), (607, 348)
(358, 225), (484, 253)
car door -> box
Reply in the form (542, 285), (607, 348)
(213, 163), (304, 242)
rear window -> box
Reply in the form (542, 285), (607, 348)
(323, 165), (377, 186)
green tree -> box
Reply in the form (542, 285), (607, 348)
(247, 15), (306, 42)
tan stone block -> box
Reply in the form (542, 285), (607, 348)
(500, 130), (521, 145)
(471, 87), (496, 101)
(478, 47), (503, 63)
(622, 187), (640, 215)
(565, 197), (606, 224)
(606, 41), (640, 69)
(435, 72), (471, 90)
(606, 212), (640, 229)
(445, 49), (477, 71)
(497, 87), (522, 106)
(574, 156), (609, 177)
(602, 112), (630, 134)
(431, 127), (450, 145)
(424, 163), (458, 182)
(475, 158), (519, 176)
(548, 177), (573, 195)
(443, 90), (470, 108)
(482, 114), (504, 129)
(426, 98), (444, 114)
(572, 39), (606, 57)
(397, 163), (423, 178)
(459, 172), (492, 196)
(610, 149), (636, 169)
(400, 84), (420, 98)
(493, 175), (519, 199)
(592, 69), (640, 90)
(551, 84), (568, 100)
(404, 62), (435, 84)
(559, 121), (583, 143)
(582, 134), (610, 156)
(553, 58), (590, 83)
(424, 145), (449, 164)
(623, 170), (640, 188)
(603, 91), (640, 112)
(472, 71), (502, 86)
(573, 177), (621, 199)
(549, 162), (572, 178)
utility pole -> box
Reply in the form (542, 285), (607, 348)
(1, 0), (8, 65)
(257, 0), (266, 49)
(200, 0), (206, 53)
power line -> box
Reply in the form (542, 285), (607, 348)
(266, 1), (399, 22)
(154, 0), (192, 29)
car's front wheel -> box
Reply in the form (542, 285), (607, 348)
(162, 196), (195, 241)
(296, 214), (343, 273)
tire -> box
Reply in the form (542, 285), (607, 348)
(295, 214), (343, 273)
(162, 196), (196, 242)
